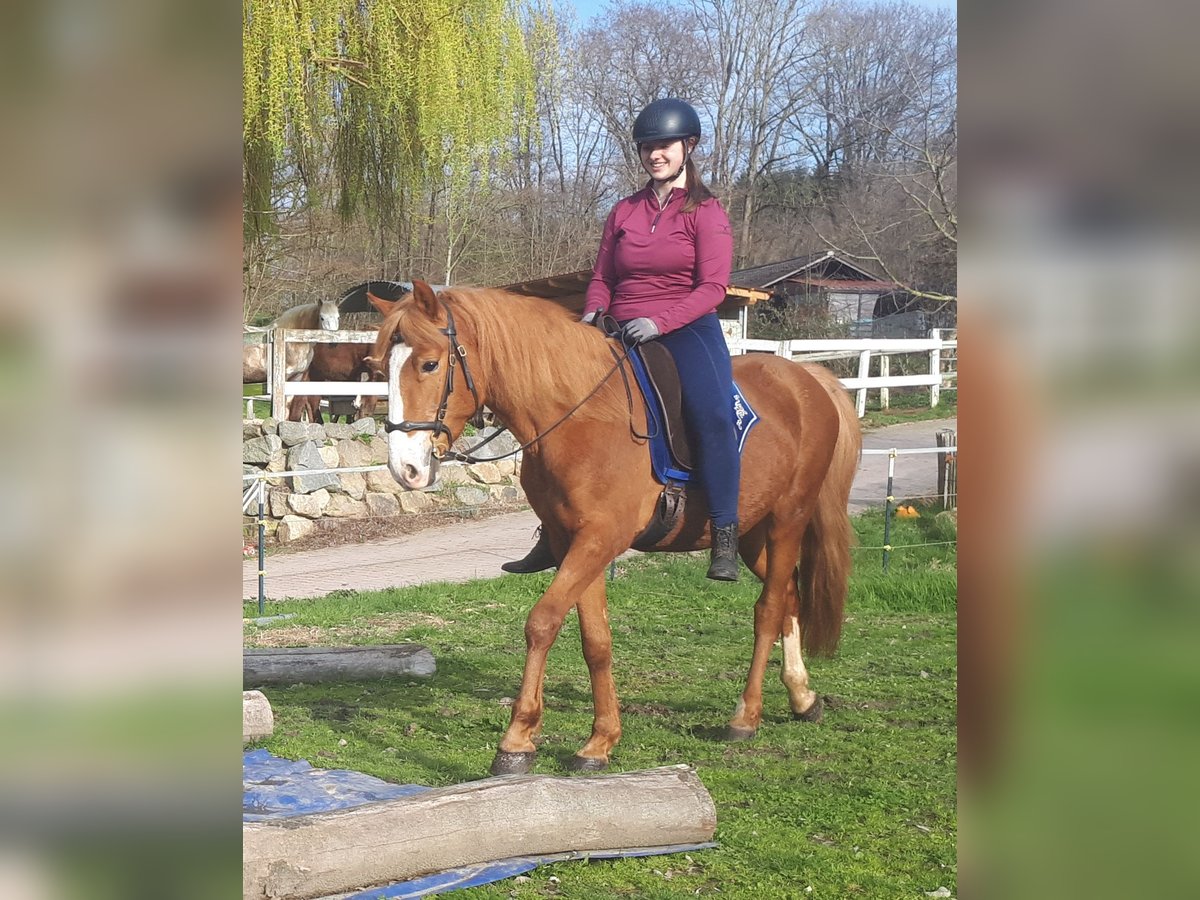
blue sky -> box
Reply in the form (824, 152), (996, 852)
(563, 0), (957, 21)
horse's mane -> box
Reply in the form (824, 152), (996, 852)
(391, 288), (629, 424)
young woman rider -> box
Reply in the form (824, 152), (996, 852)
(503, 98), (741, 581)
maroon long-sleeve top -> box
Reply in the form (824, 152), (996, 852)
(583, 185), (733, 335)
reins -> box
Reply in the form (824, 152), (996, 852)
(386, 307), (651, 464)
(445, 327), (647, 464)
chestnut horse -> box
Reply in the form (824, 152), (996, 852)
(367, 281), (860, 775)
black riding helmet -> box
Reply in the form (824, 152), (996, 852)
(632, 98), (701, 145)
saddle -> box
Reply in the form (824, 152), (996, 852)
(597, 316), (759, 550)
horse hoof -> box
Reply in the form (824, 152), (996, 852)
(568, 754), (609, 772)
(723, 725), (757, 742)
(490, 750), (536, 776)
(792, 696), (824, 724)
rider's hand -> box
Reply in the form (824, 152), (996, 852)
(621, 317), (660, 344)
(580, 310), (601, 325)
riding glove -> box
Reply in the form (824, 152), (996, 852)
(580, 310), (600, 325)
(621, 317), (660, 344)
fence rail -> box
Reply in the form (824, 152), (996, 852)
(727, 329), (957, 416)
(244, 327), (957, 421)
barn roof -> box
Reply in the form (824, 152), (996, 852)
(731, 251), (888, 290)
(501, 269), (770, 313)
(336, 280), (448, 314)
(786, 277), (902, 292)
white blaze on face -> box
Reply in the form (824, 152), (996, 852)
(386, 344), (438, 489)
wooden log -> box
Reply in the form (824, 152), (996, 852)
(243, 690), (274, 743)
(243, 644), (436, 687)
(243, 764), (716, 900)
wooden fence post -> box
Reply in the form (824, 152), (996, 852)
(929, 329), (942, 408)
(271, 328), (288, 421)
(856, 349), (871, 418)
(936, 428), (957, 509)
(879, 354), (890, 410)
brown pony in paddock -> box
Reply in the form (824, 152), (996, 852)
(367, 281), (860, 775)
(287, 329), (380, 422)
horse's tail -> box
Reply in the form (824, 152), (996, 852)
(797, 364), (862, 657)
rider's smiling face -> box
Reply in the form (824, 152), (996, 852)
(638, 138), (692, 182)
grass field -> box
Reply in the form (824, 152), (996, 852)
(244, 510), (956, 898)
(858, 387), (957, 430)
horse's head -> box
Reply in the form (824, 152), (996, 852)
(365, 281), (481, 490)
(318, 297), (340, 330)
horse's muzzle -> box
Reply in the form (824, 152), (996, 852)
(387, 431), (440, 489)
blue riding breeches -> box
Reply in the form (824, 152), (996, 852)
(628, 313), (740, 527)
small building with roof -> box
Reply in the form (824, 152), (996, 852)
(731, 251), (899, 337)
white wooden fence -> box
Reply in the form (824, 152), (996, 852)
(244, 328), (386, 421)
(245, 328), (957, 421)
(727, 329), (957, 416)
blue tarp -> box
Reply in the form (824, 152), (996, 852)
(244, 749), (716, 898)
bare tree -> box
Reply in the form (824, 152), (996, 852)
(808, 5), (956, 299)
(575, 1), (711, 190)
(241, 0), (955, 307)
(687, 0), (817, 263)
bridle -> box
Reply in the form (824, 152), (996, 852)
(382, 305), (643, 464)
(383, 302), (481, 452)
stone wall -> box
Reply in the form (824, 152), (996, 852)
(242, 418), (525, 544)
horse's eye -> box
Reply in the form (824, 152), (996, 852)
(421, 360), (439, 373)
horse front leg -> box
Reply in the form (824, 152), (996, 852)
(490, 534), (618, 776)
(569, 575), (620, 771)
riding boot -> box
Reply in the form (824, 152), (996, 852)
(707, 521), (740, 582)
(500, 527), (557, 574)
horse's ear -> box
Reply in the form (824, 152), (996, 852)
(366, 292), (399, 317)
(411, 280), (440, 319)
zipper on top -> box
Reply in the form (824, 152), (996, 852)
(650, 188), (674, 233)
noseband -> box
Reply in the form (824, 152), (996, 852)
(383, 303), (481, 447)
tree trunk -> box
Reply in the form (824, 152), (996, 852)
(243, 645), (436, 687)
(244, 765), (717, 900)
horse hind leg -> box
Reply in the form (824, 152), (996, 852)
(738, 522), (823, 728)
(725, 521), (804, 740)
(781, 594), (822, 723)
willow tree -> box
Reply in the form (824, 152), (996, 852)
(243, 0), (535, 282)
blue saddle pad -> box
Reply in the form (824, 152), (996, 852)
(626, 349), (759, 485)
(244, 749), (716, 898)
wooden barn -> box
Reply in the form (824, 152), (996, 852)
(731, 251), (900, 337)
(731, 251), (957, 338)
